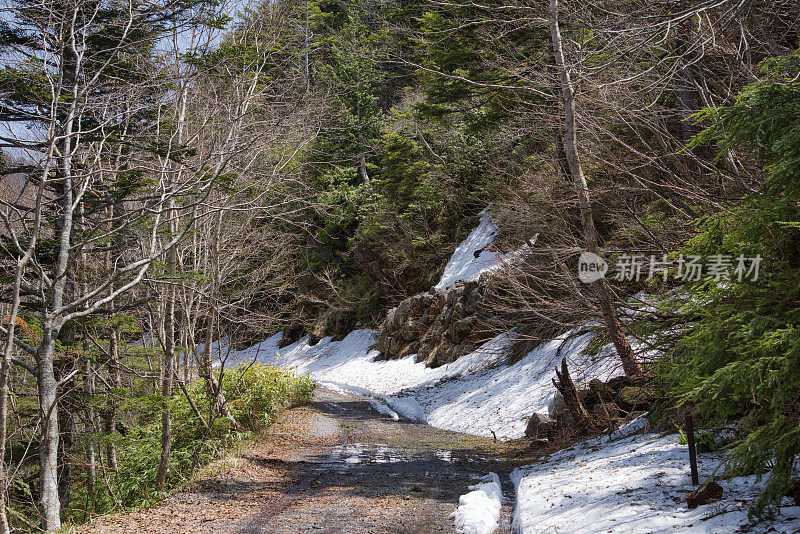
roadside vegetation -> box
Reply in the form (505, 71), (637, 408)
(63, 360), (313, 525)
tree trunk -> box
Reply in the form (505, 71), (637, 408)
(37, 329), (62, 531)
(84, 358), (96, 511)
(200, 211), (230, 422)
(154, 243), (176, 492)
(552, 358), (594, 430)
(358, 153), (370, 183)
(35, 41), (81, 525)
(0, 314), (17, 534)
(104, 330), (120, 472)
(57, 394), (74, 512)
(36, 144), (76, 530)
(104, 202), (120, 472)
(155, 66), (189, 491)
(357, 108), (369, 183)
(200, 315), (224, 418)
(548, 0), (642, 377)
(675, 18), (699, 144)
(0, 338), (10, 534)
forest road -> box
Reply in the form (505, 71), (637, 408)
(83, 387), (516, 533)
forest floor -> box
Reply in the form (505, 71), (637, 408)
(81, 387), (520, 533)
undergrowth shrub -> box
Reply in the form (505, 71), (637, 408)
(66, 363), (314, 523)
(222, 363), (315, 431)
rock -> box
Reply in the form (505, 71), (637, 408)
(400, 319), (424, 341)
(609, 413), (651, 440)
(329, 310), (355, 341)
(548, 392), (567, 419)
(591, 401), (621, 420)
(589, 378), (614, 399)
(308, 309), (356, 345)
(396, 341), (419, 359)
(445, 317), (475, 343)
(308, 314), (327, 346)
(686, 481), (723, 509)
(559, 408), (577, 428)
(279, 323), (304, 348)
(388, 336), (407, 358)
(373, 273), (496, 368)
(616, 386), (654, 409)
(384, 306), (400, 333)
(525, 413), (556, 438)
(421, 341), (474, 367)
(373, 292), (446, 360)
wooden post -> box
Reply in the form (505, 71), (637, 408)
(685, 413), (699, 485)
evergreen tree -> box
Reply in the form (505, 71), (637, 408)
(0, 0), (222, 528)
(662, 48), (800, 520)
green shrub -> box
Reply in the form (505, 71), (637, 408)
(65, 363), (314, 523)
(222, 363), (315, 431)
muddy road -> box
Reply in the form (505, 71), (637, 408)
(84, 387), (518, 533)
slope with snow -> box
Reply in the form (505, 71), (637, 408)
(436, 206), (502, 289)
(212, 325), (621, 440)
(511, 432), (800, 534)
(434, 205), (537, 290)
(209, 333), (281, 370)
(206, 207), (613, 439)
(205, 208), (800, 534)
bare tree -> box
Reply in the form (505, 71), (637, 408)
(169, 6), (320, 424)
(549, 0), (642, 377)
(403, 0), (798, 375)
(0, 0), (234, 527)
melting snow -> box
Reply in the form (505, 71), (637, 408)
(214, 328), (800, 533)
(205, 209), (798, 533)
(451, 472), (503, 534)
(434, 206), (537, 290)
(436, 206), (503, 289)
(215, 327), (621, 440)
(511, 433), (800, 533)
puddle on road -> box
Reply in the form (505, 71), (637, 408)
(313, 443), (491, 474)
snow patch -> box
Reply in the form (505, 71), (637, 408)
(210, 332), (282, 369)
(434, 206), (537, 290)
(369, 400), (399, 421)
(510, 432), (800, 534)
(214, 326), (623, 440)
(451, 472), (503, 534)
(607, 412), (650, 441)
(384, 395), (427, 422)
(436, 207), (502, 289)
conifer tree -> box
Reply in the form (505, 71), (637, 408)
(0, 0), (223, 527)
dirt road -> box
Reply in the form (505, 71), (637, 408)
(84, 388), (516, 533)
